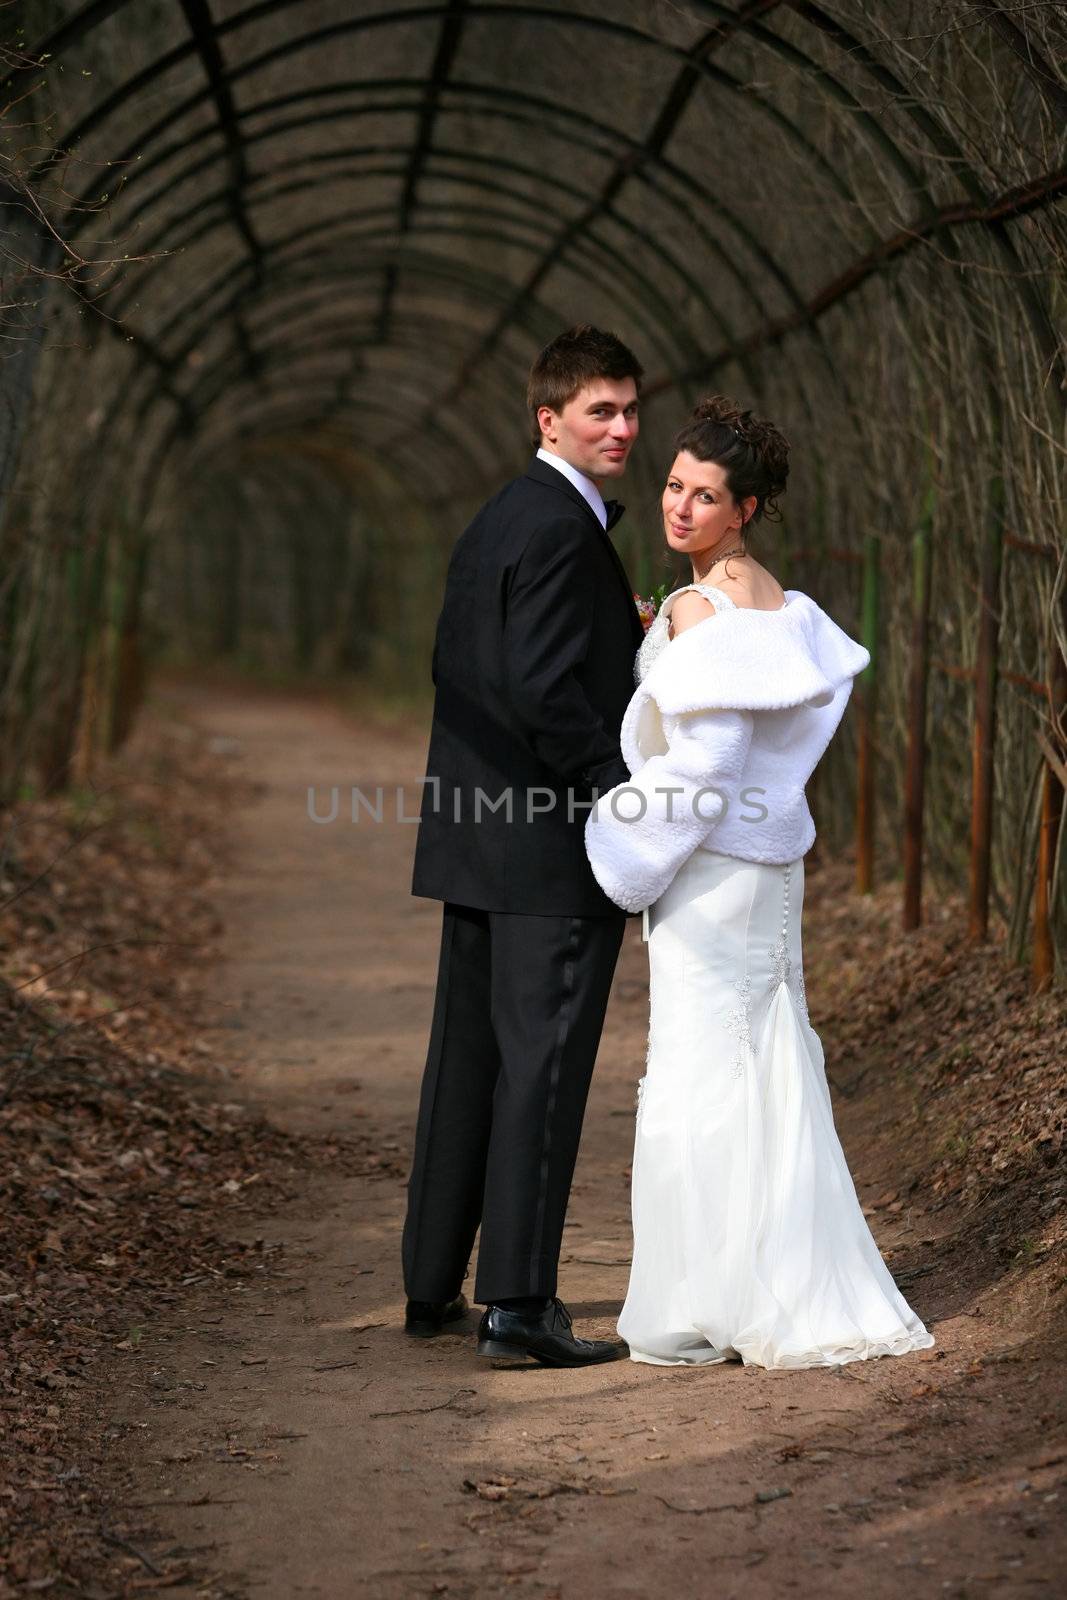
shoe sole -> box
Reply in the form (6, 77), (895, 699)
(476, 1337), (627, 1369)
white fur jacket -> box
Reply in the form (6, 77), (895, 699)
(584, 585), (870, 913)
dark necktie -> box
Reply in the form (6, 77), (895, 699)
(604, 500), (625, 532)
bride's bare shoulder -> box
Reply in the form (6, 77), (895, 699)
(715, 559), (786, 610)
(667, 589), (718, 637)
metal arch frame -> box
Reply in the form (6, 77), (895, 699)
(41, 34), (831, 406)
(375, 0), (467, 346)
(191, 358), (495, 467)
(78, 80), (827, 430)
(187, 423), (467, 513)
(90, 83), (804, 345)
(167, 310), (571, 519)
(181, 322), (528, 469)
(152, 231), (667, 398)
(180, 391), (488, 497)
(112, 243), (595, 472)
(120, 154), (1067, 524)
(236, 292), (520, 379)
(135, 383), (485, 529)
(85, 242), (585, 478)
(42, 3), (854, 218)
(183, 312), (540, 441)
(87, 92), (794, 421)
(271, 212), (691, 383)
(191, 289), (532, 435)
(117, 196), (696, 386)
(126, 366), (505, 537)
(192, 351), (501, 454)
(166, 155), (752, 355)
(176, 0), (262, 272)
(103, 222), (795, 533)
(58, 0), (940, 315)
(96, 298), (525, 538)
(26, 0), (1059, 496)
(417, 3), (931, 413)
(306, 324), (525, 445)
(95, 259), (543, 492)
(124, 255), (564, 511)
(185, 336), (520, 462)
(141, 203), (694, 393)
(38, 0), (886, 379)
(182, 353), (516, 479)
(31, 0), (1057, 378)
(51, 38), (871, 442)
(167, 237), (708, 466)
(107, 141), (754, 368)
(16, 0), (1062, 672)
(40, 0), (943, 451)
(170, 256), (539, 365)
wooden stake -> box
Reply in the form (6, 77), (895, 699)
(855, 532), (880, 895)
(1033, 592), (1067, 988)
(903, 501), (934, 929)
(968, 474), (1005, 942)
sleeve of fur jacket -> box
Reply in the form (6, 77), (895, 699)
(583, 707), (754, 913)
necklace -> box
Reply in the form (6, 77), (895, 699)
(698, 544), (746, 576)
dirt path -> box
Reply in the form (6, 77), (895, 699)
(100, 681), (1064, 1599)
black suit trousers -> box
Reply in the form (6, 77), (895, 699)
(402, 903), (625, 1304)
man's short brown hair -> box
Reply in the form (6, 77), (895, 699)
(527, 325), (644, 449)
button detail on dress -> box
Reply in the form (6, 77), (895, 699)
(769, 864), (809, 1023)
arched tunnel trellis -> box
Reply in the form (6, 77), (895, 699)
(2, 0), (1066, 984)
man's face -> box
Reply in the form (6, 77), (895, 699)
(537, 377), (639, 483)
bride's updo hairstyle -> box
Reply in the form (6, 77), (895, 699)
(673, 396), (790, 527)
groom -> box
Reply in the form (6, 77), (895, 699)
(404, 325), (645, 1366)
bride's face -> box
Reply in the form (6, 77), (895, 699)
(662, 452), (750, 560)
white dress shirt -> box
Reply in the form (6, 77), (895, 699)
(535, 446), (607, 530)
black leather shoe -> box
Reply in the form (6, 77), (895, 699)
(477, 1298), (628, 1368)
(404, 1293), (469, 1338)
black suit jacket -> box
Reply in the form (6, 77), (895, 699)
(411, 458), (645, 916)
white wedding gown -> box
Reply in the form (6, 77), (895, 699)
(616, 599), (934, 1369)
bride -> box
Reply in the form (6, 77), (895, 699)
(584, 397), (934, 1369)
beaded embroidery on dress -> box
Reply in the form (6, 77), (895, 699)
(635, 583), (737, 684)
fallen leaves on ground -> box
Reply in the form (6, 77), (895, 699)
(804, 850), (1066, 1319)
(0, 702), (393, 1595)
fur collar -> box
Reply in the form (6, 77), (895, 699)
(638, 592), (868, 714)
(621, 592), (869, 773)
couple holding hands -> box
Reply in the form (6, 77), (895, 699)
(402, 324), (932, 1372)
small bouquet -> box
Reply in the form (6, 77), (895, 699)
(633, 582), (672, 634)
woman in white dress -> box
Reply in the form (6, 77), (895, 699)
(585, 397), (934, 1369)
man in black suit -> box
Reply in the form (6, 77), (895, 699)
(403, 325), (645, 1366)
